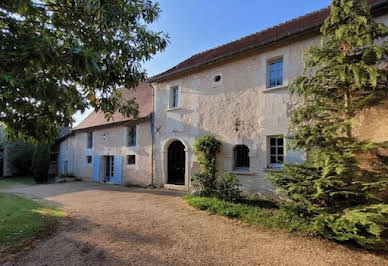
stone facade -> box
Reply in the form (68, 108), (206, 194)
(151, 13), (388, 193)
(57, 120), (153, 186)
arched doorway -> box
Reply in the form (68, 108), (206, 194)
(167, 140), (185, 185)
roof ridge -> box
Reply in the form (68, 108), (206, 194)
(190, 5), (330, 59)
(152, 5), (331, 78)
(150, 0), (387, 82)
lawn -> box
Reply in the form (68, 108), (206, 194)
(184, 195), (315, 234)
(0, 193), (65, 249)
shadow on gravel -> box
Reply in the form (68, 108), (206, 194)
(1, 181), (186, 199)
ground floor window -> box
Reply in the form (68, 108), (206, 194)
(127, 155), (136, 165)
(233, 145), (249, 171)
(86, 155), (92, 164)
(268, 136), (284, 168)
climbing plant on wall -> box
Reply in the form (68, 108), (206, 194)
(269, 0), (388, 249)
(192, 135), (222, 196)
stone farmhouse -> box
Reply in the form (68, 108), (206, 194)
(58, 0), (388, 194)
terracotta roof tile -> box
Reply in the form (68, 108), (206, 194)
(74, 82), (152, 130)
(150, 0), (387, 82)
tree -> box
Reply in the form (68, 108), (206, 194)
(0, 0), (168, 141)
(31, 142), (50, 183)
(270, 0), (388, 249)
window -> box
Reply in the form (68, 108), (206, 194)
(127, 126), (136, 146)
(169, 86), (179, 108)
(268, 136), (284, 168)
(86, 156), (92, 164)
(214, 75), (221, 83)
(267, 58), (283, 88)
(87, 132), (93, 149)
(127, 155), (136, 165)
(233, 145), (249, 171)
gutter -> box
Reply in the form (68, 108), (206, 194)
(148, 81), (155, 186)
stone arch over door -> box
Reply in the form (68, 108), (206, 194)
(162, 138), (190, 190)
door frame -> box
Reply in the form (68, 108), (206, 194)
(162, 138), (190, 191)
(102, 155), (115, 183)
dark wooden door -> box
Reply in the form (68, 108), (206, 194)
(168, 141), (185, 185)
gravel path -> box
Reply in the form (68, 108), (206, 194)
(1, 182), (387, 266)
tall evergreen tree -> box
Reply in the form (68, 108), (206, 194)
(270, 0), (388, 249)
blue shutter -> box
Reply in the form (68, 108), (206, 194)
(113, 156), (123, 185)
(93, 155), (101, 182)
(284, 135), (305, 164)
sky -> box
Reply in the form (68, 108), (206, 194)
(73, 0), (331, 126)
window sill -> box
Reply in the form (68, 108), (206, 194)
(263, 168), (283, 172)
(231, 171), (255, 176)
(262, 85), (288, 93)
(166, 107), (182, 112)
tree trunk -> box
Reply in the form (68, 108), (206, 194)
(344, 91), (352, 139)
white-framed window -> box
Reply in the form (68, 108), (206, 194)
(169, 86), (179, 108)
(127, 126), (136, 147)
(86, 155), (92, 164)
(268, 136), (284, 168)
(267, 58), (283, 88)
(127, 155), (136, 165)
(233, 145), (250, 172)
(87, 132), (93, 149)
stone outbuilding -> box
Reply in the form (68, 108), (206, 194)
(57, 83), (154, 186)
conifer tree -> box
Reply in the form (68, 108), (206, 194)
(270, 0), (388, 249)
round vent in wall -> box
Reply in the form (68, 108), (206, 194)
(213, 75), (221, 83)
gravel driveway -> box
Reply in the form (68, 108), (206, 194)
(1, 182), (387, 266)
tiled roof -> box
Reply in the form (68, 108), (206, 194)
(74, 82), (153, 130)
(150, 0), (387, 82)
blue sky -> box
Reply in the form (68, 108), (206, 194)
(74, 0), (331, 126)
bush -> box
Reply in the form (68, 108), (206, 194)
(216, 172), (242, 203)
(5, 141), (34, 176)
(184, 195), (314, 233)
(313, 204), (388, 250)
(31, 143), (50, 183)
(192, 135), (222, 196)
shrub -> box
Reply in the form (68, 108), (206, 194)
(5, 141), (34, 176)
(216, 172), (242, 203)
(31, 143), (50, 183)
(192, 135), (222, 196)
(313, 204), (388, 250)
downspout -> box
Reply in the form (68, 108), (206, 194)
(148, 81), (155, 186)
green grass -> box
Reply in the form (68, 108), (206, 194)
(0, 193), (65, 249)
(0, 177), (37, 188)
(184, 195), (315, 234)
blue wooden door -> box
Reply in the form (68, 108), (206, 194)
(93, 155), (101, 182)
(112, 155), (123, 185)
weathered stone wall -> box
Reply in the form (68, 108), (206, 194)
(58, 121), (153, 186)
(153, 13), (388, 194)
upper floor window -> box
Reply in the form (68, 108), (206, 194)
(86, 155), (92, 164)
(87, 132), (93, 149)
(169, 86), (179, 108)
(268, 136), (284, 168)
(267, 58), (283, 88)
(233, 145), (249, 172)
(128, 126), (136, 147)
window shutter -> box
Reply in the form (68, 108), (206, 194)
(93, 155), (101, 182)
(284, 136), (305, 164)
(113, 156), (123, 185)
